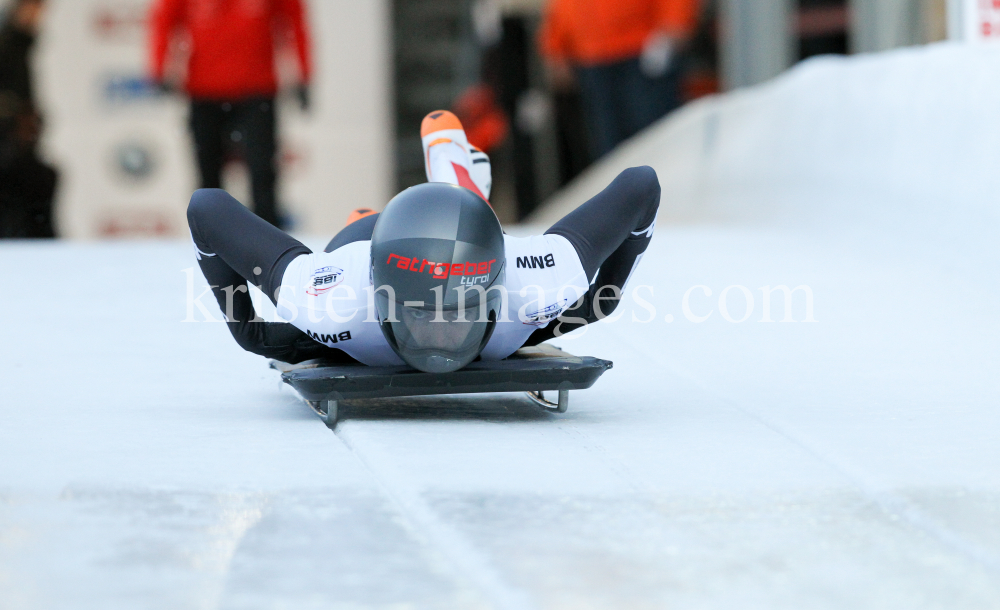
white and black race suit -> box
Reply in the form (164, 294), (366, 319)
(187, 166), (660, 365)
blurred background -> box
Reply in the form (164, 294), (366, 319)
(0, 0), (989, 238)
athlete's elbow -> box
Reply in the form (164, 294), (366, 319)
(187, 188), (232, 227)
(230, 322), (269, 356)
(619, 167), (660, 218)
(623, 165), (659, 197)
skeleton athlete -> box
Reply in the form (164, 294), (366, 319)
(188, 111), (659, 372)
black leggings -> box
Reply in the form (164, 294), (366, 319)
(187, 166), (660, 363)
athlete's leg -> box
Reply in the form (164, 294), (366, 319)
(345, 207), (378, 226)
(321, 111), (494, 253)
(468, 146), (493, 201)
(421, 110), (492, 202)
(324, 211), (379, 252)
(526, 166), (659, 343)
(187, 188), (343, 363)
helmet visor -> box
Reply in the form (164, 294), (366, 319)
(381, 296), (499, 373)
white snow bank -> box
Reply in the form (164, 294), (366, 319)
(534, 42), (1000, 249)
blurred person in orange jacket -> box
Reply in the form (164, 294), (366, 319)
(0, 0), (56, 239)
(148, 0), (312, 228)
(539, 0), (700, 160)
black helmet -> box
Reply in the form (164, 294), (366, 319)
(371, 183), (506, 373)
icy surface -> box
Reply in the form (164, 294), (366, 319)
(4, 43), (1000, 608)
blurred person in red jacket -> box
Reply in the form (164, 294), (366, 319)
(539, 0), (700, 160)
(148, 0), (312, 227)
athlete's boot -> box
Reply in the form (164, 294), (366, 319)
(421, 110), (492, 201)
(468, 145), (493, 201)
(345, 208), (377, 226)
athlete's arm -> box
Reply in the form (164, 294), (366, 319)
(187, 189), (349, 363)
(528, 166), (660, 342)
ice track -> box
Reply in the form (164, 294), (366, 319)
(2, 227), (999, 609)
(4, 43), (1000, 609)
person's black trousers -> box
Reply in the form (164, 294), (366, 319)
(0, 152), (57, 238)
(189, 97), (279, 226)
(575, 58), (682, 160)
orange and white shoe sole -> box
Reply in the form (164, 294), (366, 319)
(421, 110), (472, 183)
(345, 208), (377, 226)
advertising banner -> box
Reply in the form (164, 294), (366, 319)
(32, 0), (392, 239)
(953, 0), (1000, 41)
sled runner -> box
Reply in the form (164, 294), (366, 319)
(270, 344), (612, 428)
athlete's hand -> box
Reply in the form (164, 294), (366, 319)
(545, 59), (576, 91)
(640, 32), (677, 79)
(153, 79), (177, 96)
(296, 85), (311, 112)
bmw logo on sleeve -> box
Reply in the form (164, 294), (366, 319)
(307, 266), (344, 296)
